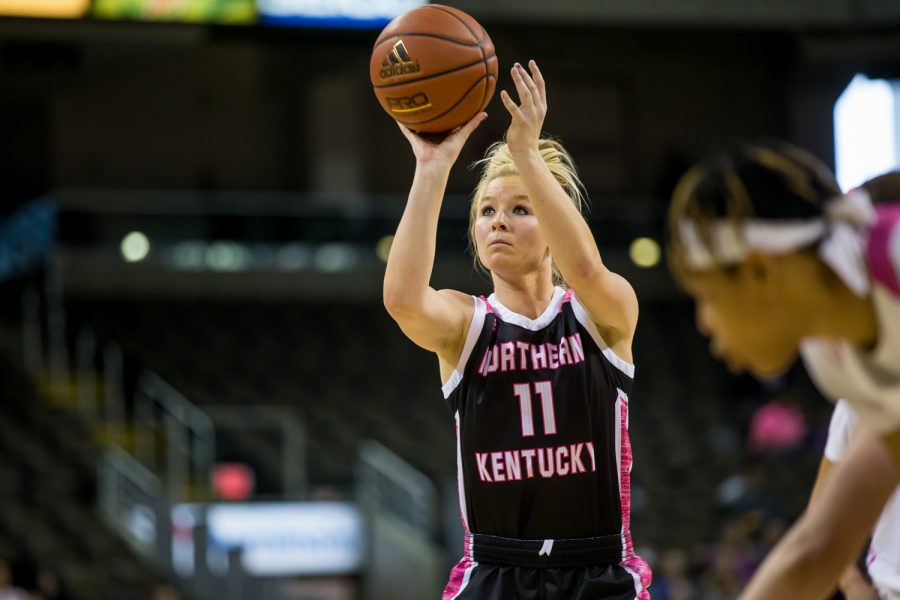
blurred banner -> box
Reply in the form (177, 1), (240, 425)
(258, 0), (427, 28)
(172, 501), (364, 577)
(93, 0), (256, 23)
(0, 0), (89, 18)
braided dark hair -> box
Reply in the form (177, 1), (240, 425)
(667, 140), (843, 279)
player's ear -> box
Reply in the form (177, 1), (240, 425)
(742, 251), (779, 299)
(744, 252), (769, 281)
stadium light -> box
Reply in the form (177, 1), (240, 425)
(629, 237), (660, 268)
(376, 235), (394, 263)
(121, 231), (150, 263)
(834, 74), (898, 191)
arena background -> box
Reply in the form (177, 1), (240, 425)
(0, 1), (899, 598)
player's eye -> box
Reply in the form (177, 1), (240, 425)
(513, 206), (529, 215)
(481, 207), (495, 216)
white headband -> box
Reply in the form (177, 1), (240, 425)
(678, 188), (875, 296)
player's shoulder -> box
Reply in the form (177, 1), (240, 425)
(436, 288), (482, 326)
(436, 288), (480, 308)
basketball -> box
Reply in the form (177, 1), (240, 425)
(370, 4), (498, 134)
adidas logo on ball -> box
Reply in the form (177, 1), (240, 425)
(380, 40), (421, 79)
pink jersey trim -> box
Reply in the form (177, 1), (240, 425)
(622, 558), (653, 600)
(443, 534), (477, 599)
(442, 558), (475, 599)
(867, 547), (877, 568)
(618, 392), (633, 554)
(480, 295), (498, 331)
(867, 204), (900, 297)
(618, 392), (653, 597)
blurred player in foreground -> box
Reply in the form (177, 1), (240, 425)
(666, 143), (900, 597)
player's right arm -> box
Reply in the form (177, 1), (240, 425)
(383, 114), (487, 363)
(740, 426), (898, 600)
(807, 411), (880, 600)
(809, 458), (878, 600)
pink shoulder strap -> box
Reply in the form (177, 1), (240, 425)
(867, 204), (900, 297)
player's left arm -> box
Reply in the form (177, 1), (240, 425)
(502, 60), (638, 357)
(740, 426), (899, 600)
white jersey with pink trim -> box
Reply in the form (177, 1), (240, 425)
(825, 400), (900, 596)
(801, 204), (900, 435)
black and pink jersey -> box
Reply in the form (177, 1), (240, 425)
(442, 286), (645, 557)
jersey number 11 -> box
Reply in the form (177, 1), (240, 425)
(513, 381), (557, 437)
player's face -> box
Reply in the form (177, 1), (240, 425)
(682, 266), (800, 378)
(474, 176), (550, 276)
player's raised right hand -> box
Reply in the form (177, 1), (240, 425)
(397, 112), (487, 169)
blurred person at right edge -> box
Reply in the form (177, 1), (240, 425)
(812, 400), (900, 599)
(664, 141), (900, 598)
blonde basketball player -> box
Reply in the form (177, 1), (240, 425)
(384, 61), (651, 599)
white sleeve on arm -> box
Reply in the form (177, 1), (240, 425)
(824, 400), (858, 463)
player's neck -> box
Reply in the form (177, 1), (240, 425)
(811, 288), (878, 350)
(797, 267), (878, 349)
(491, 275), (556, 319)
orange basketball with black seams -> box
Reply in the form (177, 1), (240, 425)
(370, 4), (498, 134)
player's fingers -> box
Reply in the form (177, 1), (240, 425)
(510, 64), (533, 108)
(456, 112), (487, 139)
(500, 89), (522, 118)
(517, 62), (539, 100)
(529, 60), (547, 107)
(395, 121), (416, 142)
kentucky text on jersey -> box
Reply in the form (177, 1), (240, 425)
(474, 441), (597, 483)
(477, 333), (586, 376)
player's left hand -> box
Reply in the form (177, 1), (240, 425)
(500, 60), (546, 157)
